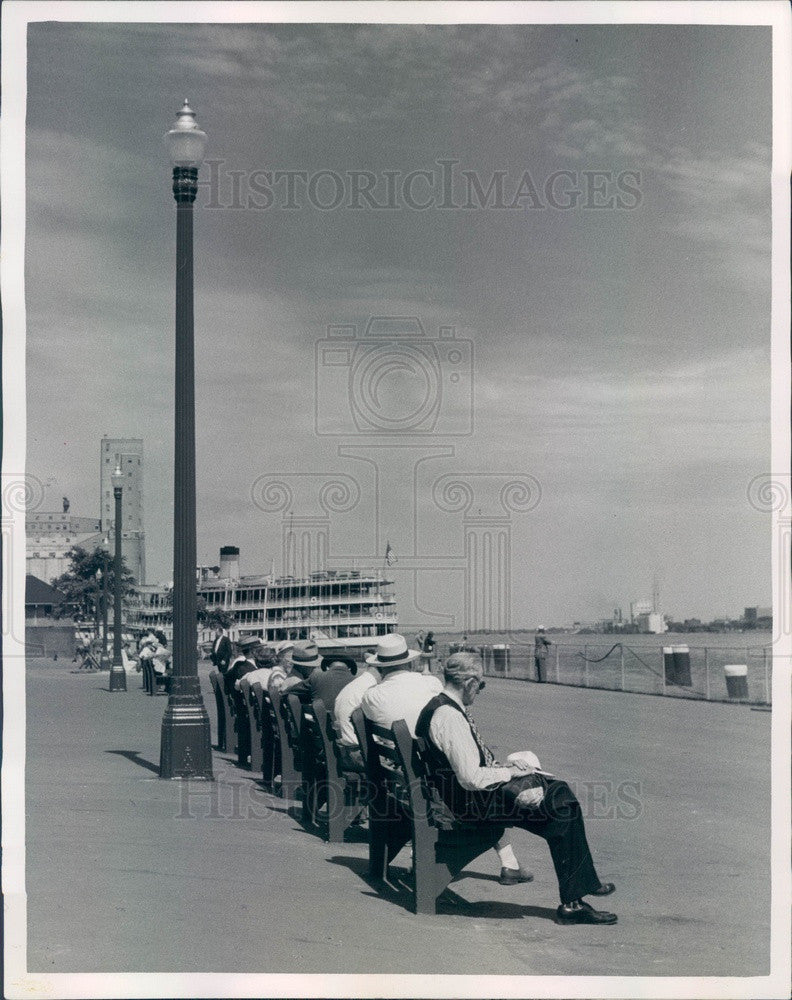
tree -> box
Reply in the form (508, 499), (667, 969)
(52, 546), (135, 621)
(206, 607), (235, 630)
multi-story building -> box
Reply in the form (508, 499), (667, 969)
(100, 437), (146, 583)
(25, 510), (103, 584)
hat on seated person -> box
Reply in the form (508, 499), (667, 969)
(320, 654), (358, 675)
(284, 640), (323, 672)
(239, 635), (261, 650)
(365, 633), (422, 669)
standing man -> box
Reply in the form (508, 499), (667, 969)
(534, 627), (552, 683)
(210, 625), (233, 675)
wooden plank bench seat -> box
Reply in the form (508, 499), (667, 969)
(358, 710), (504, 914)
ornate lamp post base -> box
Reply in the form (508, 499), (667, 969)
(159, 676), (213, 779)
(109, 662), (127, 691)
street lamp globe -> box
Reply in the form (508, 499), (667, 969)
(164, 100), (207, 167)
(111, 462), (124, 492)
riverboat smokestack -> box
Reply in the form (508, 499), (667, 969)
(218, 545), (240, 581)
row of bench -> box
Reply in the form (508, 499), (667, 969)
(206, 669), (503, 914)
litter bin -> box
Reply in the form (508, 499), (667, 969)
(673, 645), (692, 687)
(491, 644), (509, 674)
(663, 646), (677, 685)
(724, 663), (748, 699)
(664, 645), (692, 686)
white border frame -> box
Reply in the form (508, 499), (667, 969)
(3, 3), (790, 998)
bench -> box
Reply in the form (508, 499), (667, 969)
(245, 680), (264, 775)
(208, 670), (227, 751)
(259, 687), (282, 792)
(270, 689), (301, 799)
(298, 698), (367, 842)
(142, 659), (170, 696)
(361, 714), (504, 914)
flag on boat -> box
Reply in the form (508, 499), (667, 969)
(385, 541), (397, 566)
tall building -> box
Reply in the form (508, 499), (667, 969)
(100, 437), (146, 583)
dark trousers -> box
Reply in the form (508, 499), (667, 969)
(535, 656), (547, 682)
(465, 776), (600, 904)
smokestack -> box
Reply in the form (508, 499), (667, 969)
(218, 545), (240, 581)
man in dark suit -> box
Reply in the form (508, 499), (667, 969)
(210, 627), (233, 674)
(415, 650), (617, 925)
(290, 655), (357, 714)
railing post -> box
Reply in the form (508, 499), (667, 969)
(763, 646), (770, 705)
(661, 648), (666, 696)
(584, 645), (589, 687)
(555, 643), (560, 683)
(704, 647), (710, 701)
(620, 645), (625, 692)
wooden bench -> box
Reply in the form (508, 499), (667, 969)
(208, 670), (227, 752)
(361, 713), (504, 914)
(259, 687), (282, 792)
(298, 698), (367, 842)
(245, 680), (264, 775)
(270, 689), (301, 799)
(142, 659), (169, 696)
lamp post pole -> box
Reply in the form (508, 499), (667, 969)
(159, 100), (213, 780)
(100, 537), (110, 667)
(109, 466), (127, 691)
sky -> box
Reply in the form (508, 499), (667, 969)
(23, 18), (774, 627)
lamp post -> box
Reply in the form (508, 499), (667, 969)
(100, 535), (110, 667)
(109, 464), (127, 691)
(159, 100), (213, 779)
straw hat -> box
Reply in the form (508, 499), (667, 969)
(365, 633), (422, 668)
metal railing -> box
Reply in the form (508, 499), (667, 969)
(435, 641), (773, 706)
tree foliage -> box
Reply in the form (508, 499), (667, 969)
(52, 546), (135, 617)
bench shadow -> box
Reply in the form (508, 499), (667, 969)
(105, 750), (160, 775)
(326, 854), (550, 920)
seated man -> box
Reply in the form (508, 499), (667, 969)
(360, 633), (443, 736)
(333, 659), (382, 771)
(290, 654), (357, 713)
(266, 640), (296, 696)
(362, 635), (531, 885)
(415, 651), (617, 925)
(237, 640), (276, 695)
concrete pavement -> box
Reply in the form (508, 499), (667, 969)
(23, 657), (771, 976)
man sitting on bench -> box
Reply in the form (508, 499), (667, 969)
(415, 651), (617, 925)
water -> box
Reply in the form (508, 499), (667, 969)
(432, 630), (774, 705)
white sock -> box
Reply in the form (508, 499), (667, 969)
(496, 843), (519, 869)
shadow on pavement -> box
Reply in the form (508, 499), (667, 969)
(326, 854), (547, 919)
(106, 750), (160, 774)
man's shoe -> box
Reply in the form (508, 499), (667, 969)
(499, 866), (534, 885)
(555, 900), (617, 925)
(590, 882), (615, 896)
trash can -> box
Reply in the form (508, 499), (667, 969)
(673, 645), (692, 687)
(724, 663), (748, 699)
(491, 644), (509, 674)
(663, 646), (677, 685)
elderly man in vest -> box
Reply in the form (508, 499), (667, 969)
(415, 650), (617, 924)
(362, 634), (533, 886)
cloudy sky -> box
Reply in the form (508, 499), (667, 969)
(23, 17), (773, 626)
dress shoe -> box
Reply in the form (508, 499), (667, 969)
(590, 882), (615, 896)
(555, 900), (617, 925)
(498, 866), (534, 885)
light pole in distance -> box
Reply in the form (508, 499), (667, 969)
(108, 463), (127, 692)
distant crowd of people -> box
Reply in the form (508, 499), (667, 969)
(208, 626), (616, 926)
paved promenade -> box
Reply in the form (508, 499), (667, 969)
(23, 657), (771, 978)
